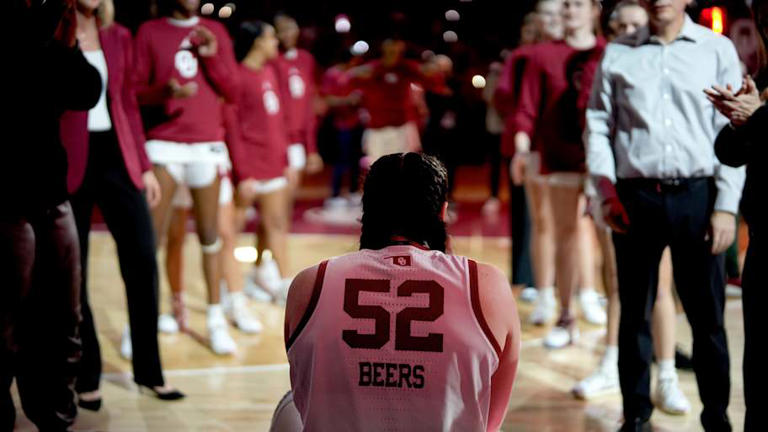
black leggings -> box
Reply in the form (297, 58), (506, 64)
(70, 130), (165, 391)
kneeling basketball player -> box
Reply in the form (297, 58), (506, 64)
(275, 153), (521, 431)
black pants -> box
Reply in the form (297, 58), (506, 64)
(331, 127), (362, 197)
(742, 229), (764, 431)
(70, 130), (164, 391)
(507, 160), (534, 287)
(613, 178), (730, 431)
(1, 202), (81, 431)
(487, 133), (502, 198)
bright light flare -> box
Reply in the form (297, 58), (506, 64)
(472, 75), (486, 89)
(218, 6), (232, 19)
(351, 40), (369, 55)
(234, 246), (258, 263)
(443, 30), (458, 43)
(335, 15), (351, 33)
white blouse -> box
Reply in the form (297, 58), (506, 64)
(82, 50), (112, 132)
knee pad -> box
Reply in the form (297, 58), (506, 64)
(200, 237), (222, 254)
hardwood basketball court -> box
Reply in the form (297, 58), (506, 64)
(11, 167), (747, 431)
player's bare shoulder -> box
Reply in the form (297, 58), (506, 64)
(285, 263), (322, 339)
(474, 261), (519, 352)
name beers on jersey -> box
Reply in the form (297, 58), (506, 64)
(358, 362), (425, 389)
(344, 278), (444, 391)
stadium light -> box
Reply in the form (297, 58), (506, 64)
(699, 6), (726, 35)
(351, 40), (369, 55)
(335, 15), (352, 33)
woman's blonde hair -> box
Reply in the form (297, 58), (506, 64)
(96, 0), (115, 29)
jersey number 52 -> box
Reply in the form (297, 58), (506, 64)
(342, 279), (444, 353)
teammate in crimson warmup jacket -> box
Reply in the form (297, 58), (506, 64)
(321, 57), (364, 205)
(272, 153), (521, 432)
(273, 13), (323, 189)
(349, 38), (447, 165)
(497, 0), (563, 327)
(225, 21), (293, 301)
(493, 12), (539, 299)
(513, 0), (607, 347)
(133, 0), (240, 355)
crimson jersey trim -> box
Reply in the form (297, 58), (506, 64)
(286, 260), (328, 351)
(468, 259), (502, 358)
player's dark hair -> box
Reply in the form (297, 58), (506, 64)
(360, 153), (449, 252)
(273, 11), (295, 24)
(752, 0), (768, 73)
(235, 20), (268, 62)
(155, 0), (179, 17)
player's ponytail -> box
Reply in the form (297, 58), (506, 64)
(360, 153), (449, 253)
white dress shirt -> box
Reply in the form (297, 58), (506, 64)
(585, 15), (746, 213)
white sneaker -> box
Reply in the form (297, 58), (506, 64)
(482, 197), (501, 215)
(158, 314), (180, 334)
(208, 306), (237, 355)
(243, 278), (273, 303)
(654, 373), (691, 415)
(520, 287), (539, 303)
(226, 292), (264, 334)
(572, 361), (619, 399)
(246, 258), (283, 303)
(543, 321), (578, 349)
(579, 289), (607, 325)
(324, 196), (347, 210)
(346, 192), (362, 207)
(529, 288), (556, 325)
(120, 325), (132, 360)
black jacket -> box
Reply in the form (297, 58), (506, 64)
(2, 0), (102, 218)
(714, 104), (767, 233)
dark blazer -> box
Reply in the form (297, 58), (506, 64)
(715, 104), (767, 232)
(60, 23), (151, 194)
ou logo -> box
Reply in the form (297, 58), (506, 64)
(263, 90), (280, 114)
(175, 50), (198, 79)
(289, 74), (305, 98)
(384, 72), (399, 84)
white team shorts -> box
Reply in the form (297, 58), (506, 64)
(243, 177), (289, 196)
(287, 144), (307, 170)
(362, 122), (421, 163)
(172, 175), (234, 208)
(547, 172), (585, 189)
(146, 140), (230, 189)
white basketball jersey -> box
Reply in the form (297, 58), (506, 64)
(287, 245), (501, 432)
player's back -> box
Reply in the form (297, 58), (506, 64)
(287, 245), (501, 432)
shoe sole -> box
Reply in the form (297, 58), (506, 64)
(571, 385), (620, 400)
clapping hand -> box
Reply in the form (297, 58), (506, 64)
(704, 75), (762, 126)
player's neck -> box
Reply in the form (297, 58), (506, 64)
(243, 51), (267, 70)
(76, 9), (96, 32)
(564, 26), (596, 50)
(171, 9), (196, 21)
(389, 235), (429, 250)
